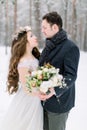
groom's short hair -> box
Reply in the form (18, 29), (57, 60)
(42, 12), (63, 30)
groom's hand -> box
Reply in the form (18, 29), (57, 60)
(39, 88), (56, 101)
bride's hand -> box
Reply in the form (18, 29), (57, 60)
(39, 87), (55, 101)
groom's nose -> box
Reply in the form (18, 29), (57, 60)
(41, 28), (46, 35)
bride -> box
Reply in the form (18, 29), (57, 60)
(0, 26), (43, 130)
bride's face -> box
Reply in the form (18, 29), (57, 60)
(27, 31), (38, 49)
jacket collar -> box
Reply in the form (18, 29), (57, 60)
(46, 29), (67, 51)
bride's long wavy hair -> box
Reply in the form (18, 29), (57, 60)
(7, 28), (40, 94)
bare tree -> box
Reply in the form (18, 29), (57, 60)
(83, 10), (87, 51)
(72, 0), (77, 43)
(62, 0), (69, 30)
(33, 0), (42, 48)
(29, 0), (32, 26)
(5, 0), (8, 54)
(13, 0), (17, 32)
(0, 1), (4, 44)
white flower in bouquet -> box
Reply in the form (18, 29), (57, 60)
(37, 70), (43, 75)
(31, 70), (37, 77)
(37, 70), (43, 80)
(51, 75), (59, 86)
(40, 80), (53, 93)
(43, 68), (49, 72)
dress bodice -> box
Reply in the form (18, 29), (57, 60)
(17, 58), (39, 71)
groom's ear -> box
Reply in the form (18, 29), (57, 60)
(52, 24), (59, 32)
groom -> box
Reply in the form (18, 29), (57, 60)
(39, 12), (80, 130)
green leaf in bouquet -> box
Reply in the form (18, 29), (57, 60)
(36, 80), (42, 87)
(42, 72), (49, 80)
(26, 82), (32, 92)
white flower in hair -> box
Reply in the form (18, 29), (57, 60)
(18, 26), (31, 32)
(13, 26), (31, 40)
(24, 26), (31, 32)
(18, 27), (24, 33)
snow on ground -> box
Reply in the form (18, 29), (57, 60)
(0, 47), (87, 130)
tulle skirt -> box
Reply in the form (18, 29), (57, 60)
(0, 87), (43, 130)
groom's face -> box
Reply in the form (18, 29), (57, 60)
(41, 19), (59, 38)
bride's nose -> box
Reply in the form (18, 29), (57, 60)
(34, 35), (38, 40)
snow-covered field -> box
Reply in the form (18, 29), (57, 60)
(0, 47), (87, 130)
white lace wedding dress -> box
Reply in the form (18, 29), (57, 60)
(0, 59), (43, 130)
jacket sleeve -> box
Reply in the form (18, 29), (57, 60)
(54, 45), (80, 98)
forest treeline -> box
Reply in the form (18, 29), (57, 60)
(0, 0), (87, 51)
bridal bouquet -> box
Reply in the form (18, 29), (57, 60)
(26, 63), (66, 93)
